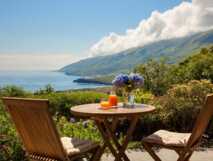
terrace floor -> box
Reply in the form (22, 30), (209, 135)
(102, 148), (213, 161)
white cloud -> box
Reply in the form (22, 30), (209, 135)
(0, 53), (79, 71)
(90, 0), (213, 56)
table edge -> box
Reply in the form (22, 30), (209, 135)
(70, 103), (156, 118)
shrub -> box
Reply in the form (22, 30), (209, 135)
(134, 47), (213, 96)
(134, 59), (172, 96)
(134, 89), (155, 104)
(0, 85), (30, 97)
(35, 91), (108, 118)
(57, 117), (101, 142)
(155, 80), (213, 132)
(34, 84), (55, 95)
(170, 47), (213, 84)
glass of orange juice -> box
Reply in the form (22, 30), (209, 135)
(108, 92), (118, 106)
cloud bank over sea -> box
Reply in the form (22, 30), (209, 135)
(0, 54), (79, 71)
(90, 0), (213, 56)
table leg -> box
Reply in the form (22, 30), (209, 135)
(120, 116), (138, 152)
(95, 120), (122, 161)
(92, 118), (119, 161)
(103, 120), (130, 161)
(94, 117), (139, 161)
(104, 117), (139, 161)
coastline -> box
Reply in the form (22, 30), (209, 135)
(73, 78), (112, 85)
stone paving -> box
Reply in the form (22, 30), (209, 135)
(102, 148), (213, 161)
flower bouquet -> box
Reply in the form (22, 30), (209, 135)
(112, 73), (144, 107)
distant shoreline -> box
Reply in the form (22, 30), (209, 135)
(73, 78), (112, 85)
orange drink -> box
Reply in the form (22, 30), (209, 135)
(108, 94), (118, 106)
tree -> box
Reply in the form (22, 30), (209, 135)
(134, 59), (172, 96)
(34, 84), (55, 95)
(134, 46), (213, 95)
(171, 46), (213, 83)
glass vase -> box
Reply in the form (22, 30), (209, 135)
(122, 91), (135, 108)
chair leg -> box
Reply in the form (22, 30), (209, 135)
(177, 155), (185, 161)
(175, 149), (182, 156)
(74, 159), (84, 161)
(85, 154), (90, 161)
(142, 141), (194, 161)
(177, 151), (193, 161)
(183, 151), (193, 161)
(90, 146), (102, 161)
(142, 142), (161, 161)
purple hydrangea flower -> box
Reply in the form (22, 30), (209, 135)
(112, 73), (144, 90)
(112, 74), (129, 87)
(122, 74), (129, 84)
(129, 73), (144, 88)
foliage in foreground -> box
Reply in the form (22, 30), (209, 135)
(57, 117), (101, 142)
(156, 80), (213, 133)
(1, 79), (213, 160)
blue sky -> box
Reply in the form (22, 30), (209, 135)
(0, 0), (184, 55)
(2, 0), (211, 70)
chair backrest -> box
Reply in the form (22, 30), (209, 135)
(187, 94), (213, 148)
(2, 97), (67, 161)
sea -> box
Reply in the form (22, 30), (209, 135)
(0, 71), (107, 92)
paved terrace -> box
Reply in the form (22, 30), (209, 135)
(102, 148), (213, 161)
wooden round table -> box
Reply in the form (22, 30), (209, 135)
(70, 103), (155, 161)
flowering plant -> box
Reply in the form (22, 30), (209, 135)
(112, 73), (144, 93)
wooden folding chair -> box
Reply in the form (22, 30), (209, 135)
(142, 94), (213, 161)
(2, 97), (100, 161)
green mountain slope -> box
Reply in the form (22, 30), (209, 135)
(60, 30), (213, 76)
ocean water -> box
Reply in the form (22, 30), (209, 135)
(0, 71), (107, 92)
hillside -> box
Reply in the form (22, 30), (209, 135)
(60, 30), (213, 76)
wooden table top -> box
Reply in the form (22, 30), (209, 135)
(70, 103), (155, 118)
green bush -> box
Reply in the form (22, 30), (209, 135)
(134, 89), (154, 104)
(34, 84), (55, 95)
(35, 91), (108, 118)
(0, 85), (30, 97)
(134, 46), (213, 96)
(170, 47), (213, 84)
(134, 59), (172, 96)
(155, 80), (213, 132)
(57, 117), (101, 142)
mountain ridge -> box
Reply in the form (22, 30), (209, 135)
(60, 30), (213, 76)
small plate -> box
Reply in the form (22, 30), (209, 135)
(98, 105), (118, 110)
